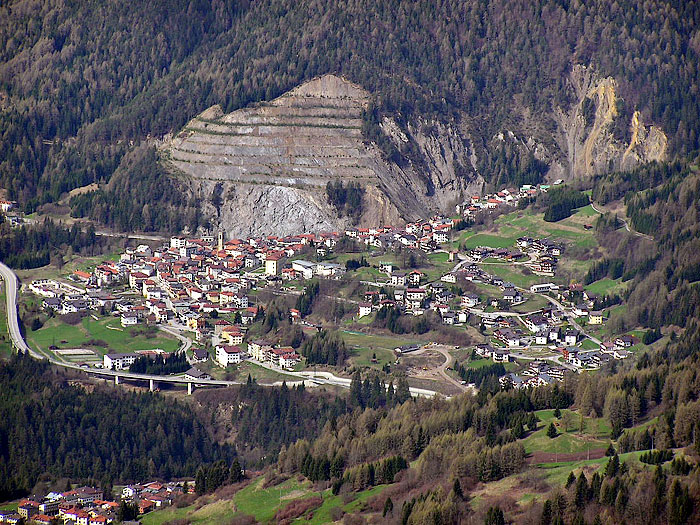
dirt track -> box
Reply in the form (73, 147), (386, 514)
(403, 344), (471, 394)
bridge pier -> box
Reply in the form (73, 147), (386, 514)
(187, 382), (193, 395)
(115, 375), (120, 385)
(149, 379), (156, 392)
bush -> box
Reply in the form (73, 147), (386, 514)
(60, 312), (85, 325)
(85, 339), (108, 347)
(262, 473), (289, 489)
(274, 496), (323, 524)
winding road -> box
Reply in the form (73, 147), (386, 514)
(589, 202), (652, 240)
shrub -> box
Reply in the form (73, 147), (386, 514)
(274, 496), (323, 524)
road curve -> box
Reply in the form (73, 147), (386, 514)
(0, 261), (41, 358)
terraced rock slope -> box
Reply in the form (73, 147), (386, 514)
(164, 75), (395, 236)
(164, 74), (482, 237)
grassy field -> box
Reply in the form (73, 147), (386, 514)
(26, 315), (180, 361)
(510, 294), (550, 313)
(463, 356), (516, 372)
(341, 330), (418, 353)
(303, 484), (386, 524)
(349, 345), (394, 370)
(462, 233), (519, 250)
(580, 339), (599, 350)
(534, 450), (645, 486)
(585, 278), (626, 296)
(141, 476), (386, 525)
(234, 477), (314, 522)
(15, 251), (121, 284)
(484, 264), (547, 289)
(522, 409), (611, 455)
(454, 207), (600, 259)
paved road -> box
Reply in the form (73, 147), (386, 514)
(159, 324), (192, 355)
(0, 261), (38, 357)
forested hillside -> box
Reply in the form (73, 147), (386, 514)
(265, 321), (700, 523)
(0, 354), (233, 500)
(590, 157), (700, 331)
(1, 0), (698, 231)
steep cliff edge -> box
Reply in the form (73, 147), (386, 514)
(163, 74), (481, 237)
(555, 65), (667, 180)
(162, 69), (666, 237)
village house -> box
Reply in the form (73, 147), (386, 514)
(216, 345), (243, 367)
(103, 353), (137, 370)
(248, 340), (273, 361)
(192, 347), (208, 362)
(588, 310), (604, 325)
(461, 294), (480, 308)
(184, 367), (211, 381)
(391, 272), (407, 286)
(358, 303), (373, 318)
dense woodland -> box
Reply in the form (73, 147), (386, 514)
(0, 354), (233, 500)
(542, 188), (590, 222)
(1, 1), (699, 231)
(128, 351), (190, 375)
(588, 157), (700, 332)
(0, 218), (103, 269)
(268, 319), (700, 524)
(193, 379), (350, 469)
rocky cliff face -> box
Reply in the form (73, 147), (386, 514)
(163, 69), (666, 237)
(163, 74), (481, 237)
(554, 65), (667, 180)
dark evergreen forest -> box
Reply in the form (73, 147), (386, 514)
(1, 0), (698, 231)
(0, 354), (234, 500)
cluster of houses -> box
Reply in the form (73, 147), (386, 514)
(561, 335), (636, 368)
(515, 237), (561, 276)
(357, 274), (465, 322)
(0, 482), (188, 524)
(30, 279), (117, 316)
(0, 200), (16, 213)
(500, 360), (568, 389)
(213, 338), (301, 370)
(481, 335), (638, 389)
(343, 216), (457, 252)
(455, 183), (557, 218)
(50, 215), (462, 343)
(120, 481), (189, 515)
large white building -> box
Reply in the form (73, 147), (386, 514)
(216, 345), (243, 367)
(104, 353), (138, 370)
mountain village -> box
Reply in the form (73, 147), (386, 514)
(21, 183), (637, 403)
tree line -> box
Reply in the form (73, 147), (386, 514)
(129, 351), (190, 375)
(0, 218), (102, 269)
